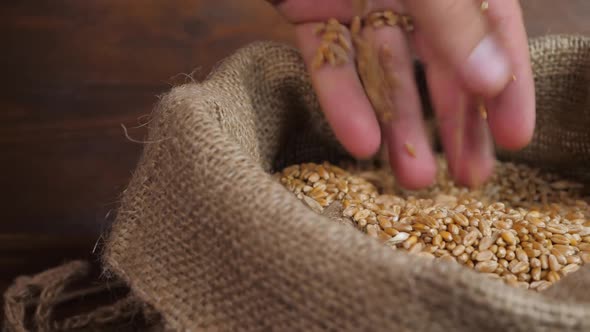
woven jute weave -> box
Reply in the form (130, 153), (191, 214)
(4, 34), (590, 332)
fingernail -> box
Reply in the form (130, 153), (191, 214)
(463, 35), (511, 97)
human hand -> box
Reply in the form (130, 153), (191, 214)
(269, 0), (535, 189)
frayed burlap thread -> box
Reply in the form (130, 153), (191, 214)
(2, 261), (158, 332)
(103, 35), (590, 331)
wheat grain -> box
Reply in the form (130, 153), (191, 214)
(278, 158), (589, 292)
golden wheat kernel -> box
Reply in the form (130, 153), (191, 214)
(378, 230), (392, 242)
(384, 226), (399, 237)
(321, 195), (334, 206)
(550, 234), (570, 245)
(526, 224), (539, 235)
(476, 250), (494, 262)
(463, 230), (479, 247)
(497, 219), (513, 230)
(490, 244), (499, 254)
(498, 259), (509, 269)
(363, 201), (380, 211)
(412, 223), (429, 232)
(531, 267), (542, 281)
(531, 249), (543, 258)
(424, 245), (438, 254)
(440, 231), (453, 242)
(534, 232), (546, 241)
(503, 274), (518, 283)
(403, 142), (417, 158)
(457, 253), (469, 264)
(515, 249), (529, 264)
(353, 208), (371, 221)
(378, 216), (393, 229)
(550, 248), (567, 265)
(307, 172), (320, 183)
(475, 260), (499, 273)
(518, 273), (531, 282)
(386, 232), (410, 246)
(408, 242), (424, 254)
(392, 223), (413, 233)
(523, 248), (535, 259)
(464, 246), (475, 255)
(409, 231), (420, 237)
(538, 281), (552, 292)
(451, 244), (466, 257)
(540, 254), (549, 270)
(478, 236), (494, 251)
(548, 254), (562, 272)
(452, 213), (469, 227)
(478, 102), (488, 119)
(447, 242), (458, 252)
(501, 231), (517, 245)
(561, 263), (581, 276)
(532, 241), (544, 251)
(565, 255), (581, 265)
(440, 255), (457, 264)
(479, 220), (492, 237)
(546, 223), (567, 234)
(497, 247), (507, 259)
(530, 257), (542, 268)
(514, 224), (528, 235)
(530, 280), (545, 290)
(367, 216), (379, 225)
(425, 228), (438, 238)
(448, 224), (459, 235)
(547, 270), (561, 283)
(509, 260), (529, 274)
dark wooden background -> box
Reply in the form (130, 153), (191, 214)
(1, 0), (589, 297)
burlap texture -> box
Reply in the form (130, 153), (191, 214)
(103, 35), (590, 331)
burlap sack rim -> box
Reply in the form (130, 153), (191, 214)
(103, 35), (590, 331)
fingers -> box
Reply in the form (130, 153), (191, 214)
(425, 57), (495, 187)
(403, 0), (512, 99)
(484, 0), (535, 150)
(294, 23), (381, 159)
(365, 25), (437, 189)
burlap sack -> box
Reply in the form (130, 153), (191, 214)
(101, 34), (590, 331)
(7, 35), (583, 331)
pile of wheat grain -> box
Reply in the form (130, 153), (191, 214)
(278, 158), (590, 291)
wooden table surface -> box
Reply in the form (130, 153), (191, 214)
(1, 0), (589, 312)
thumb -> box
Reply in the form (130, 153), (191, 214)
(404, 0), (512, 98)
